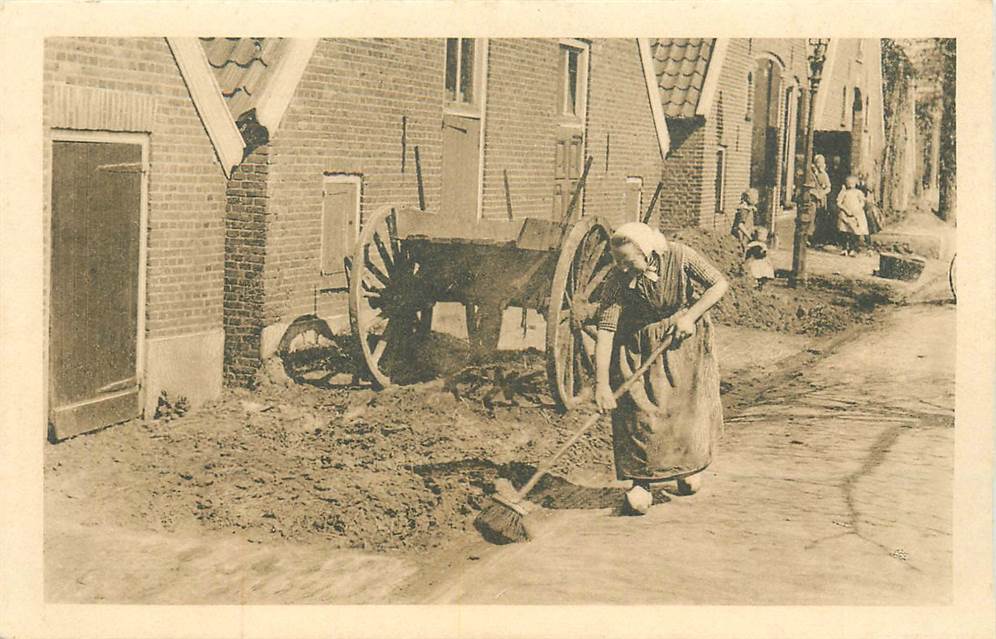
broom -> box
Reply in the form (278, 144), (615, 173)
(475, 330), (676, 544)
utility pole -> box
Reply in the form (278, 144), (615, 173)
(790, 39), (830, 289)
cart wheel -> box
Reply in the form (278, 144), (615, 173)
(347, 205), (433, 388)
(547, 216), (613, 411)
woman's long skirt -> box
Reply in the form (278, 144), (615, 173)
(609, 314), (724, 482)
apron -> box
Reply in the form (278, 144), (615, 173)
(609, 244), (724, 482)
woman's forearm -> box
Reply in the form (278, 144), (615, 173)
(685, 278), (729, 322)
(596, 328), (614, 388)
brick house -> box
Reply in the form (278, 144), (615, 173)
(196, 38), (670, 385)
(43, 38), (233, 440)
(649, 38), (885, 238)
(43, 35), (671, 428)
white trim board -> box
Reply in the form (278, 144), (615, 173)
(476, 38), (489, 222)
(166, 37), (245, 179)
(696, 38), (729, 117)
(255, 39), (319, 134)
(637, 38), (671, 159)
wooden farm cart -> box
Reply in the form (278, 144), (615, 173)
(346, 157), (665, 411)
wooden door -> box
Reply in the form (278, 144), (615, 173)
(441, 113), (482, 223)
(321, 177), (359, 288)
(49, 140), (143, 440)
(553, 133), (584, 220)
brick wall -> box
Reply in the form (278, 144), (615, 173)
(249, 37), (663, 346)
(43, 37), (227, 341)
(583, 39), (665, 228)
(657, 39), (824, 234)
(480, 40), (561, 221)
(265, 38), (445, 326)
(224, 146), (269, 385)
(658, 118), (706, 232)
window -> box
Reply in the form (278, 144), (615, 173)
(321, 175), (361, 288)
(625, 177), (643, 221)
(558, 40), (589, 123)
(714, 146), (727, 213)
(856, 40), (864, 63)
(445, 38), (483, 111)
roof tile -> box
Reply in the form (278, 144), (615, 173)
(651, 38), (716, 119)
(199, 37), (287, 121)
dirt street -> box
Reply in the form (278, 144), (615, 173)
(43, 299), (953, 604)
(405, 302), (955, 605)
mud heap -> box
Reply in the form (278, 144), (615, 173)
(669, 227), (890, 336)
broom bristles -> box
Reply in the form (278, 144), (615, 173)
(474, 495), (531, 544)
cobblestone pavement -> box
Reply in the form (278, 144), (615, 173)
(412, 302), (954, 605)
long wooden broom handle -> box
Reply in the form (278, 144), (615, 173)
(516, 331), (675, 498)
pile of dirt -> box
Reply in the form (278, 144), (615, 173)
(669, 227), (891, 336)
(45, 362), (616, 554)
(45, 230), (896, 557)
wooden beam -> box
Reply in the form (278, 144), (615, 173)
(255, 38), (319, 135)
(637, 38), (671, 159)
(166, 37), (245, 178)
(696, 38), (729, 117)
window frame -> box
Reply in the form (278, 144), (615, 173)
(557, 38), (590, 128)
(320, 173), (362, 287)
(444, 38), (487, 118)
(714, 145), (728, 214)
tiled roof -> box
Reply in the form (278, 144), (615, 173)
(651, 38), (715, 119)
(199, 37), (286, 122)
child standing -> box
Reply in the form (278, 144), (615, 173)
(744, 227), (775, 289)
(731, 188), (759, 253)
(836, 175), (868, 257)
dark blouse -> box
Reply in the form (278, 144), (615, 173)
(597, 245), (724, 333)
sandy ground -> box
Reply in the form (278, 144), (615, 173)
(409, 302), (955, 605)
(43, 216), (954, 605)
(44, 320), (814, 604)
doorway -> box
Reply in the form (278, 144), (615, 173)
(749, 57), (784, 230)
(49, 132), (147, 441)
(441, 38), (487, 223)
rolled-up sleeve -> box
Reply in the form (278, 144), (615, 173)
(683, 247), (725, 288)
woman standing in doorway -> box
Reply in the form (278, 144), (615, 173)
(594, 222), (729, 515)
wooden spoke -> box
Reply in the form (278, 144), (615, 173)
(576, 327), (596, 373)
(385, 209), (402, 256)
(364, 252), (392, 287)
(370, 335), (388, 365)
(581, 263), (612, 298)
(349, 205), (436, 389)
(362, 312), (388, 335)
(372, 231), (395, 272)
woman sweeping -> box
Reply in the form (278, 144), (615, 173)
(594, 222), (729, 515)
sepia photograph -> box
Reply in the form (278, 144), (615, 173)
(1, 2), (993, 638)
